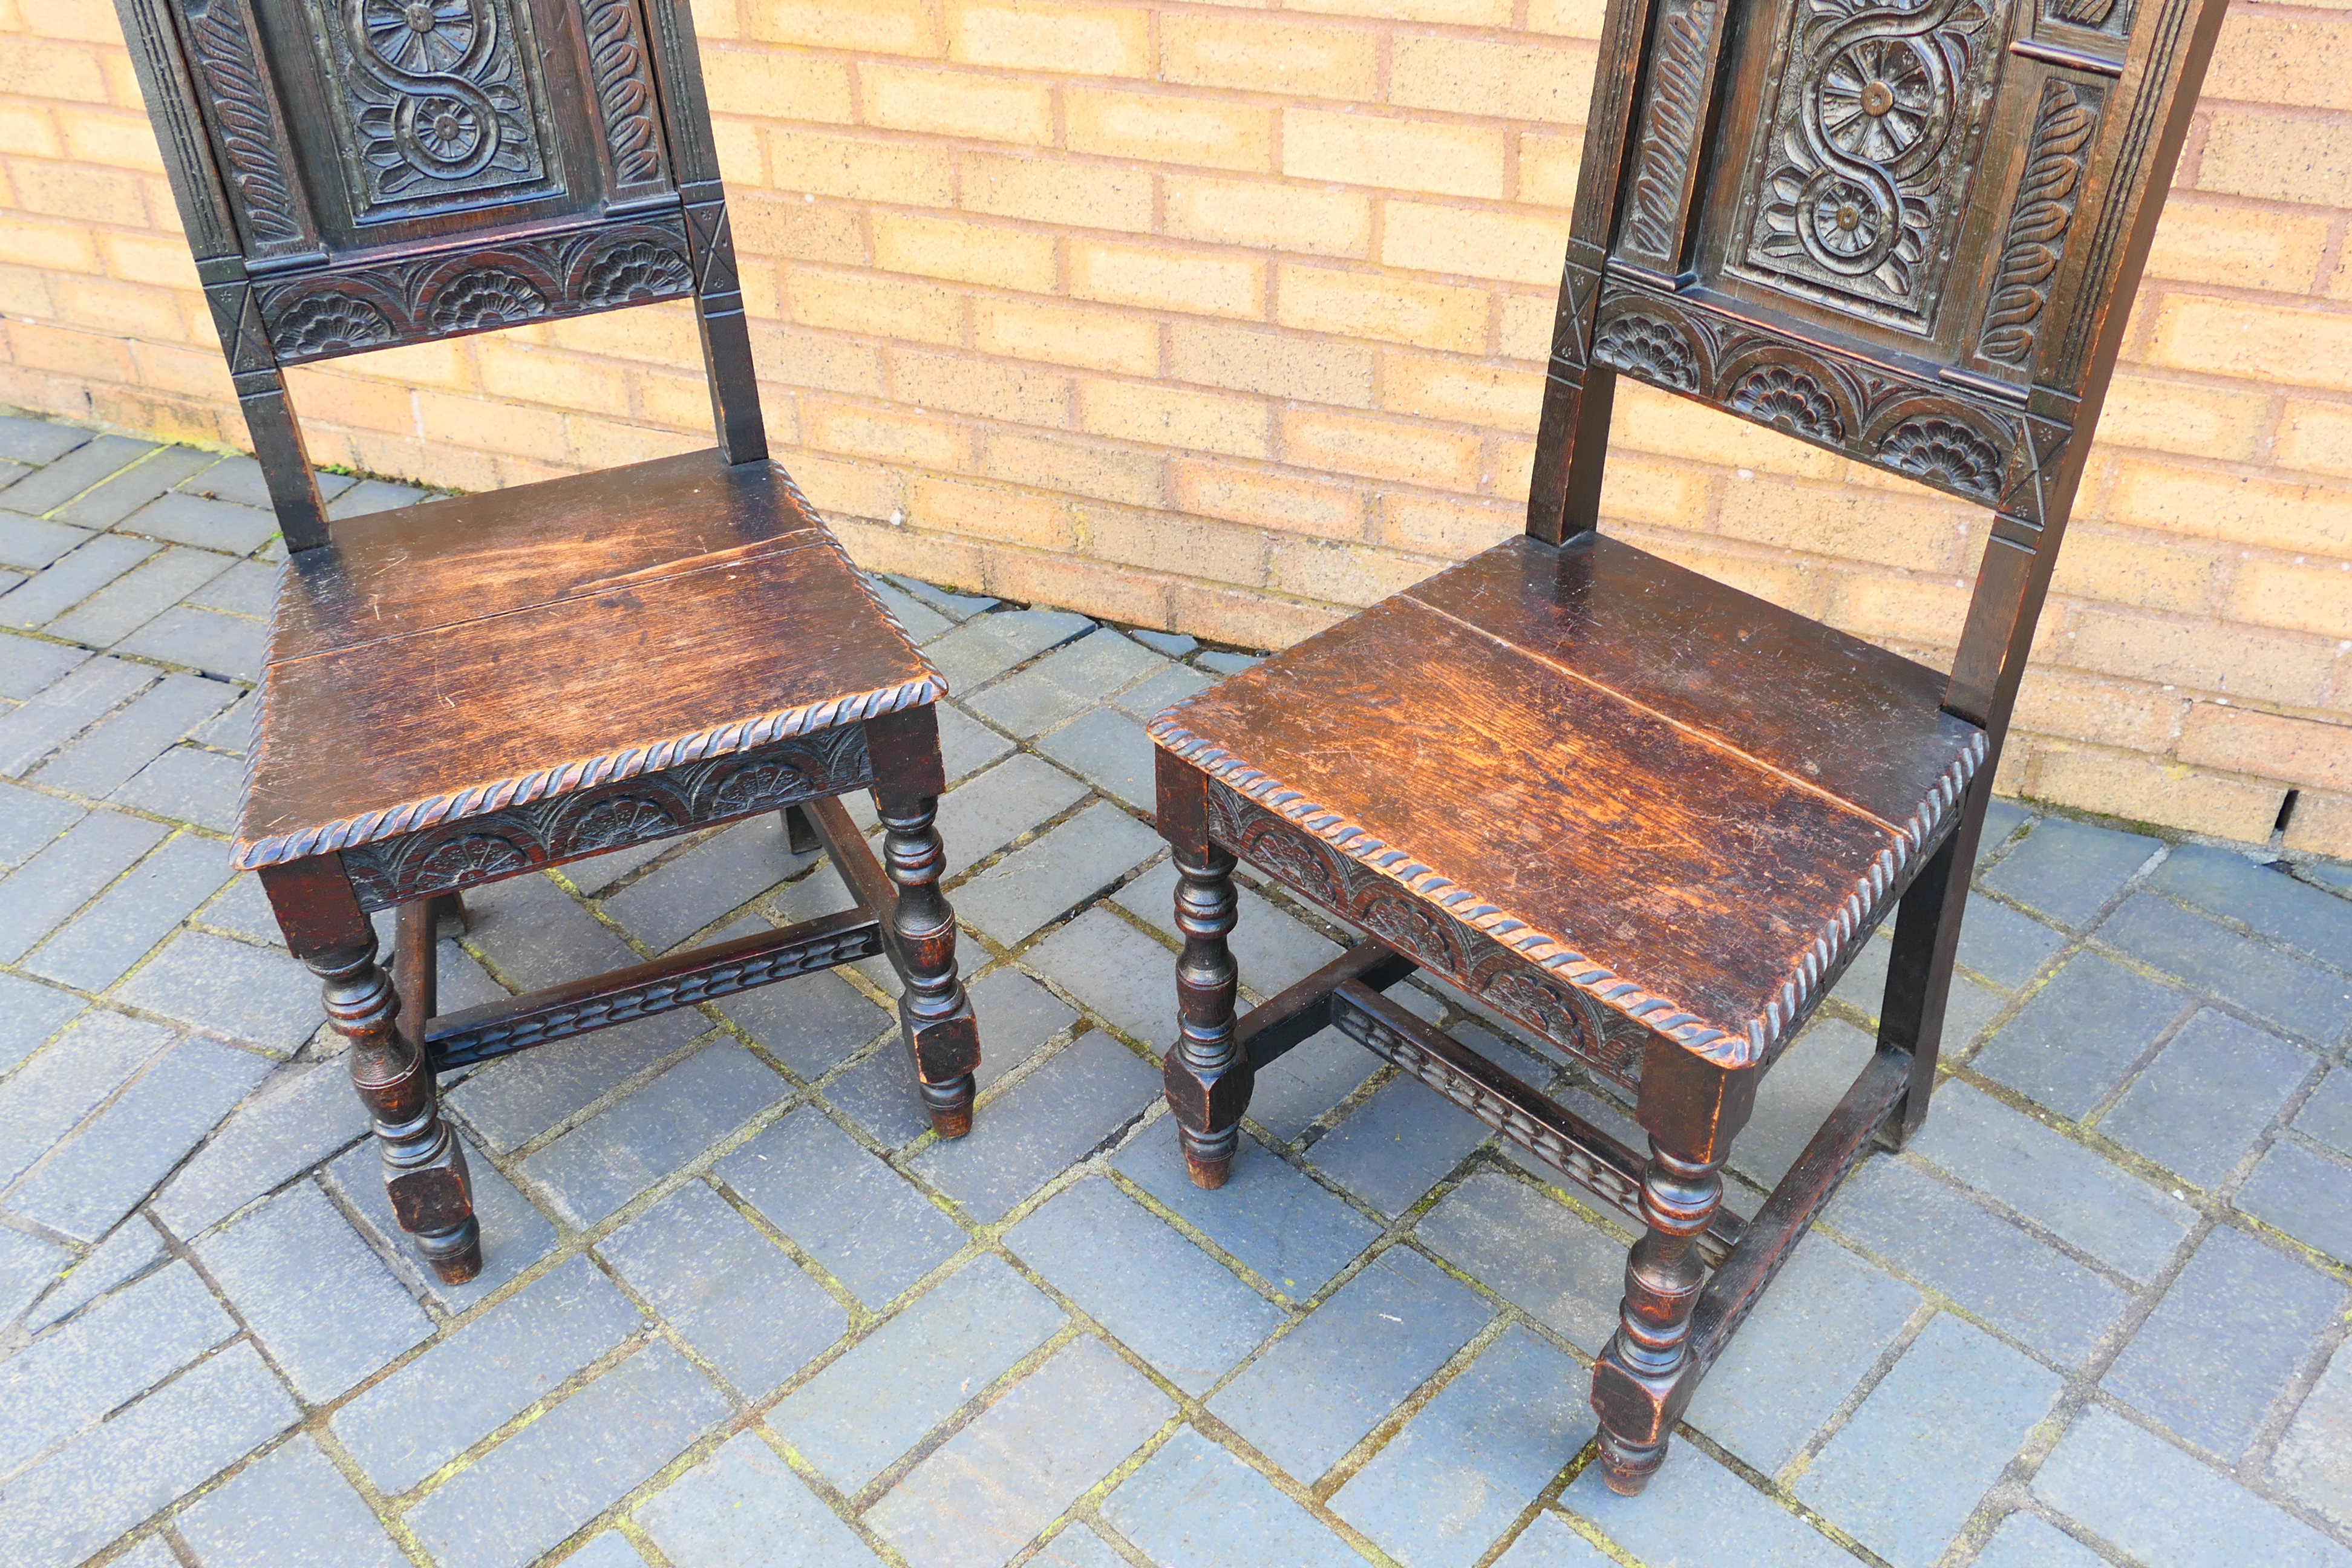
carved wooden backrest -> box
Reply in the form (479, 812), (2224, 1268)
(114, 0), (760, 548)
(1529, 0), (2227, 737)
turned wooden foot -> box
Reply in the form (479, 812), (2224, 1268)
(1591, 1138), (1723, 1494)
(1163, 845), (1246, 1189)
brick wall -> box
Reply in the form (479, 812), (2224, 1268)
(2, 0), (2349, 852)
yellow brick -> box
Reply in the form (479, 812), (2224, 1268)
(1525, 0), (1611, 38)
(1381, 201), (1568, 286)
(1163, 175), (1373, 260)
(1284, 111), (1506, 201)
(1065, 88), (1273, 174)
(0, 212), (101, 277)
(563, 414), (708, 468)
(478, 342), (630, 416)
(2207, 13), (2352, 112)
(2285, 790), (2352, 858)
(1389, 35), (1593, 125)
(1077, 377), (1272, 459)
(910, 472), (1075, 549)
(983, 428), (1165, 508)
(2013, 667), (2187, 752)
(0, 37), (106, 102)
(1276, 264), (1488, 353)
(2144, 199), (2330, 291)
(1280, 407), (1481, 489)
(2048, 527), (2221, 616)
(1519, 132), (1583, 208)
(25, 0), (118, 42)
(1287, 0), (1512, 24)
(1159, 15), (1380, 100)
(1588, 451), (1713, 531)
(2179, 704), (2352, 795)
(1382, 354), (1543, 433)
(0, 263), (55, 318)
(1070, 240), (1265, 320)
(862, 65), (1054, 145)
(2194, 109), (2352, 204)
(1171, 460), (1366, 540)
(2062, 606), (2333, 707)
(683, 0), (738, 41)
(127, 340), (232, 401)
(832, 514), (988, 590)
(2095, 371), (2268, 463)
(872, 212), (1057, 292)
(785, 266), (964, 346)
(713, 119), (764, 185)
(546, 302), (703, 368)
(1172, 579), (1343, 651)
(1377, 492), (1517, 557)
(330, 338), (474, 392)
(779, 450), (906, 521)
(417, 390), (568, 463)
(1818, 570), (1972, 653)
(639, 367), (726, 431)
(803, 397), (968, 469)
(5, 319), (133, 382)
(748, 324), (887, 396)
(2226, 557), (2352, 638)
(1612, 382), (1846, 480)
(1486, 433), (1537, 499)
(946, 1), (1149, 76)
(51, 276), (185, 342)
(2278, 397), (2352, 479)
(732, 193), (864, 264)
(2105, 459), (2352, 556)
(1717, 477), (1968, 571)
(1497, 295), (1555, 362)
(962, 152), (1152, 232)
(0, 103), (58, 157)
(705, 47), (854, 124)
(1081, 502), (1266, 587)
(747, 0), (940, 53)
(1267, 537), (1439, 605)
(1169, 322), (1373, 407)
(891, 348), (1072, 426)
(987, 544), (1174, 629)
(975, 297), (1159, 375)
(770, 128), (953, 204)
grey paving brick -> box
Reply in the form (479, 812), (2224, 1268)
(0, 656), (153, 777)
(1210, 1244), (1491, 1481)
(824, 1038), (957, 1149)
(887, 575), (996, 620)
(2153, 843), (2352, 972)
(955, 801), (1161, 946)
(111, 743), (242, 831)
(332, 1253), (645, 1494)
(466, 868), (639, 984)
(770, 1253), (1065, 1492)
(1982, 817), (2161, 928)
(0, 534), (163, 630)
(1491, 1514), (1617, 1568)
(1332, 1324), (1593, 1568)
(197, 1180), (433, 1402)
(869, 1335), (1175, 1568)
(2239, 1138), (2352, 1262)
(1690, 1233), (1923, 1477)
(0, 416), (93, 466)
(51, 445), (217, 528)
(1955, 893), (2068, 989)
(1307, 1072), (1489, 1217)
(936, 697), (1015, 782)
(933, 752), (1091, 879)
(0, 970), (85, 1073)
(914, 1031), (1160, 1221)
(2036, 1403), (2352, 1568)
(1909, 1081), (2196, 1281)
(1565, 1441), (1853, 1568)
(1826, 1155), (2127, 1366)
(2105, 892), (2352, 1045)
(115, 930), (323, 1051)
(1113, 659), (1210, 719)
(1731, 1018), (1877, 1190)
(561, 1535), (651, 1568)
(2105, 1225), (2349, 1459)
(0, 514), (93, 572)
(1032, 1523), (1129, 1568)
(1036, 703), (1157, 811)
(0, 1260), (236, 1480)
(966, 964), (1080, 1089)
(1973, 1513), (2108, 1568)
(2296, 1067), (2352, 1157)
(185, 558), (277, 616)
(2103, 1010), (2316, 1187)
(521, 1040), (791, 1226)
(0, 783), (83, 881)
(114, 604), (270, 681)
(177, 1434), (405, 1568)
(636, 1432), (883, 1568)
(1971, 952), (2187, 1118)
(406, 1341), (729, 1568)
(0, 1341), (294, 1568)
(1008, 1177), (1283, 1394)
(717, 1109), (967, 1308)
(0, 1224), (69, 1327)
(152, 1059), (369, 1237)
(0, 808), (171, 962)
(2273, 1338), (2352, 1532)
(0, 635), (88, 700)
(47, 547), (235, 647)
(928, 607), (1094, 688)
(1416, 1169), (1624, 1354)
(445, 1009), (703, 1152)
(328, 479), (427, 519)
(2301, 860), (2352, 898)
(191, 687), (253, 752)
(1978, 799), (2036, 859)
(606, 814), (806, 951)
(1113, 858), (1342, 999)
(100, 1537), (179, 1568)
(599, 1181), (848, 1397)
(1116, 1126), (1379, 1302)
(0, 1007), (176, 1189)
(24, 1214), (165, 1331)
(966, 629), (1166, 738)
(1251, 1025), (1384, 1142)
(180, 456), (355, 511)
(1796, 1313), (2062, 1568)
(24, 832), (232, 990)
(561, 831), (673, 895)
(1026, 906), (1177, 1052)
(1195, 650), (1261, 676)
(716, 963), (893, 1078)
(871, 577), (953, 644)
(12, 1033), (270, 1242)
(1101, 1427), (1360, 1568)
(119, 491), (278, 555)
(0, 434), (156, 517)
(326, 1129), (559, 1312)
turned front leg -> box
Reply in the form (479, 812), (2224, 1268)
(1592, 1138), (1722, 1492)
(880, 792), (979, 1138)
(1165, 844), (1246, 1188)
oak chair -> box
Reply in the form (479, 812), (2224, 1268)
(1150, 0), (2225, 1494)
(115, 0), (981, 1284)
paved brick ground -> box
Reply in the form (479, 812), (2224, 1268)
(1, 410), (2348, 1568)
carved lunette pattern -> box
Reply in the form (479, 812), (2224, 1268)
(177, 0), (312, 253)
(581, 0), (668, 190)
(1619, 0), (1723, 271)
(1151, 716), (1984, 1069)
(332, 722), (874, 909)
(1977, 80), (2105, 368)
(253, 215), (693, 364)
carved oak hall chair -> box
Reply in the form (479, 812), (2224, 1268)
(1149, 0), (2224, 1496)
(114, 0), (982, 1284)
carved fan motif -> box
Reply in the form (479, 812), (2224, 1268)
(1878, 415), (2004, 496)
(416, 832), (531, 886)
(1729, 364), (1844, 442)
(272, 292), (394, 358)
(582, 240), (694, 305)
(1593, 313), (1699, 389)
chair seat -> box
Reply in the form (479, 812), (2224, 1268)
(234, 448), (942, 871)
(1148, 533), (1987, 1070)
